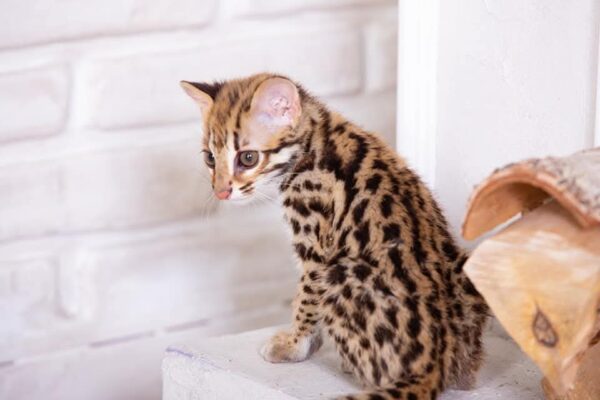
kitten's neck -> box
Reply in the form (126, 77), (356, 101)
(278, 97), (350, 194)
(275, 102), (320, 192)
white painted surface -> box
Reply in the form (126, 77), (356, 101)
(0, 307), (291, 400)
(397, 0), (600, 234)
(595, 22), (600, 147)
(396, 0), (439, 187)
(162, 322), (543, 400)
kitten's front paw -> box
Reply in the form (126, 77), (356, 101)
(260, 331), (322, 363)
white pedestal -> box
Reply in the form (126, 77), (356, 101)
(162, 323), (543, 400)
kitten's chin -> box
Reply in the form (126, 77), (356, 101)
(226, 196), (254, 205)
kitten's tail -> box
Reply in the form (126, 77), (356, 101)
(338, 371), (440, 400)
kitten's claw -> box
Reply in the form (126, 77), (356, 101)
(260, 331), (322, 363)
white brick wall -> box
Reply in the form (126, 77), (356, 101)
(0, 1), (397, 399)
(0, 0), (217, 48)
(0, 66), (68, 141)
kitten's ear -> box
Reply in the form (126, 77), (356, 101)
(249, 77), (301, 129)
(180, 81), (219, 118)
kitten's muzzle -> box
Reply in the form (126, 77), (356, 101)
(215, 188), (232, 200)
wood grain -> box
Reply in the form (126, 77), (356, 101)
(464, 201), (600, 396)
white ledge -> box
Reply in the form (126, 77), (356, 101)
(162, 323), (543, 400)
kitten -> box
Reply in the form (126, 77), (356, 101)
(180, 73), (489, 399)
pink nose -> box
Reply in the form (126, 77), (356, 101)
(216, 188), (232, 200)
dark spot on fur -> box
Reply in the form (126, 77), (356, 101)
(400, 195), (427, 265)
(407, 316), (422, 338)
(442, 240), (459, 262)
(374, 325), (394, 346)
(355, 292), (376, 313)
(352, 264), (372, 281)
(359, 337), (370, 349)
(327, 264), (347, 285)
(352, 312), (367, 331)
(289, 199), (310, 217)
(372, 159), (388, 171)
(308, 199), (328, 216)
(338, 228), (351, 248)
(290, 219), (301, 234)
(373, 275), (393, 296)
(342, 285), (352, 299)
(388, 247), (417, 293)
(371, 361), (382, 386)
(333, 303), (346, 318)
(401, 341), (424, 367)
(380, 195), (394, 218)
(352, 199), (369, 224)
(382, 223), (401, 242)
(295, 243), (307, 259)
(365, 174), (382, 193)
(384, 306), (399, 328)
(353, 222), (370, 249)
(302, 284), (314, 295)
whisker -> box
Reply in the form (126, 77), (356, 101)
(254, 188), (277, 203)
(200, 192), (215, 221)
(253, 190), (276, 204)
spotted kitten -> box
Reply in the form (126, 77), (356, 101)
(180, 73), (489, 400)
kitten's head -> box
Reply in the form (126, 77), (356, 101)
(181, 74), (303, 203)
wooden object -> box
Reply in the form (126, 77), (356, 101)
(542, 342), (600, 400)
(461, 148), (600, 399)
(463, 148), (600, 240)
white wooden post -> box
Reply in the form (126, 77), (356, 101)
(396, 0), (439, 187)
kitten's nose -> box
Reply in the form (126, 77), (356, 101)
(215, 188), (232, 200)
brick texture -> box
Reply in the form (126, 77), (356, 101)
(79, 27), (362, 129)
(0, 66), (68, 142)
(0, 0), (217, 48)
(62, 139), (212, 231)
(365, 22), (398, 92)
(0, 258), (56, 362)
(233, 0), (395, 15)
(0, 138), (214, 241)
(0, 162), (63, 241)
(0, 207), (296, 362)
(326, 90), (397, 145)
(0, 1), (398, 398)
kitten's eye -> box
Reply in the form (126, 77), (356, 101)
(238, 151), (259, 168)
(204, 151), (215, 168)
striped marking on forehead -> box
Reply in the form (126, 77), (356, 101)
(233, 131), (240, 151)
(206, 87), (246, 151)
(211, 86), (243, 125)
(210, 127), (226, 150)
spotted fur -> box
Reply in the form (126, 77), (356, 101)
(181, 73), (489, 399)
